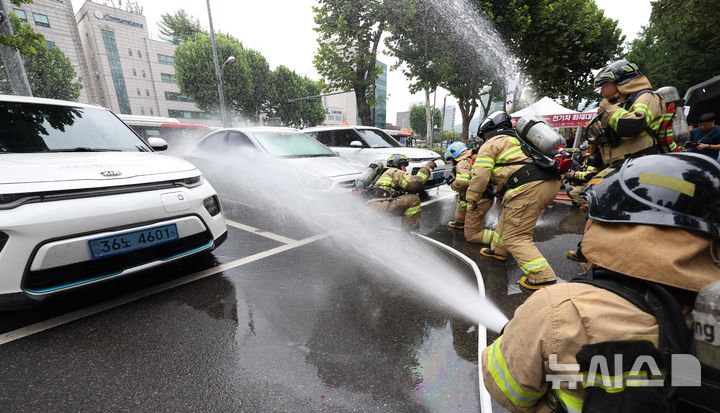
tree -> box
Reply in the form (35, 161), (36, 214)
(157, 10), (203, 45)
(269, 66), (325, 128)
(175, 32), (273, 122)
(627, 0), (720, 95)
(0, 0), (42, 52)
(410, 104), (441, 137)
(0, 14), (81, 100)
(313, 0), (394, 126)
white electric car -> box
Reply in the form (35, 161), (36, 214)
(0, 95), (227, 307)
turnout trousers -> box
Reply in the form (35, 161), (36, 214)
(368, 194), (422, 232)
(464, 197), (495, 244)
(490, 179), (560, 283)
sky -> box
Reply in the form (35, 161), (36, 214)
(70, 0), (653, 124)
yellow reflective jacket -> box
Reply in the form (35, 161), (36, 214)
(450, 155), (474, 195)
(482, 283), (659, 413)
(598, 76), (664, 165)
(466, 135), (545, 204)
(374, 166), (430, 194)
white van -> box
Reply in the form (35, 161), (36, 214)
(0, 96), (227, 307)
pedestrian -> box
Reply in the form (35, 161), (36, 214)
(686, 112), (720, 160)
(366, 154), (436, 232)
(443, 141), (495, 244)
(568, 59), (666, 262)
(467, 111), (561, 290)
(482, 152), (720, 413)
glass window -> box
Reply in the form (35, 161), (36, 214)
(227, 132), (257, 150)
(140, 107), (145, 115)
(252, 132), (338, 158)
(334, 130), (363, 147)
(128, 48), (133, 57)
(136, 88), (141, 96)
(132, 68), (137, 76)
(158, 54), (174, 65)
(160, 73), (176, 83)
(314, 131), (333, 146)
(197, 131), (227, 152)
(142, 70), (146, 78)
(165, 92), (193, 102)
(14, 9), (27, 22)
(356, 129), (398, 148)
(145, 89), (150, 97)
(0, 102), (151, 153)
(137, 50), (142, 58)
(149, 108), (153, 115)
(32, 13), (50, 28)
(45, 40), (55, 50)
(101, 30), (131, 114)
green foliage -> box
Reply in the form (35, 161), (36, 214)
(175, 32), (274, 121)
(410, 104), (441, 137)
(269, 66), (325, 128)
(157, 10), (204, 45)
(0, 14), (81, 100)
(627, 0), (720, 95)
(0, 9), (43, 55)
(437, 130), (461, 143)
(312, 0), (394, 126)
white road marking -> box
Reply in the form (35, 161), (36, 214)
(0, 232), (328, 346)
(421, 192), (456, 207)
(224, 219), (297, 244)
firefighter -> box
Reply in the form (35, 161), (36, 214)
(563, 143), (597, 209)
(590, 59), (667, 168)
(467, 112), (561, 290)
(482, 152), (720, 413)
(367, 154), (436, 232)
(568, 59), (666, 262)
(444, 141), (495, 245)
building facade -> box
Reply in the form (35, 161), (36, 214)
(11, 0), (94, 103)
(374, 60), (387, 128)
(75, 1), (203, 118)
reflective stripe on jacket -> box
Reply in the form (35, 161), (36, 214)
(481, 283), (659, 412)
(451, 157), (473, 194)
(374, 166), (430, 193)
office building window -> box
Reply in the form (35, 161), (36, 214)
(165, 92), (193, 102)
(149, 108), (154, 115)
(137, 88), (141, 96)
(168, 109), (211, 119)
(128, 48), (133, 57)
(101, 30), (131, 114)
(142, 70), (146, 78)
(158, 54), (174, 65)
(160, 73), (176, 83)
(141, 107), (146, 115)
(45, 40), (55, 50)
(32, 12), (50, 28)
(13, 9), (27, 22)
(132, 68), (137, 76)
(138, 50), (142, 58)
(145, 89), (150, 96)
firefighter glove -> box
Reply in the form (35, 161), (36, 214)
(425, 160), (437, 170)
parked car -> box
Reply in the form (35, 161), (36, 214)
(303, 126), (448, 188)
(0, 95), (227, 307)
(186, 127), (365, 218)
(118, 114), (211, 152)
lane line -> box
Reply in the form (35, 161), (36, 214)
(0, 232), (329, 346)
(421, 192), (456, 207)
(224, 219), (297, 244)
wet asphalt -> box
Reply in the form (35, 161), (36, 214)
(0, 186), (586, 412)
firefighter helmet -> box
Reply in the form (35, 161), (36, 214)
(594, 59), (642, 87)
(584, 152), (720, 239)
(477, 111), (513, 140)
(444, 142), (468, 161)
(386, 154), (410, 168)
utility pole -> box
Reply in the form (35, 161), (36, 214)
(0, 0), (32, 96)
(441, 95), (447, 133)
(205, 0), (226, 126)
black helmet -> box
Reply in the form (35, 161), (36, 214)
(477, 111), (512, 140)
(593, 59), (642, 87)
(386, 154), (409, 168)
(584, 153), (720, 239)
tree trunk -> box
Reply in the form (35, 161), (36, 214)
(355, 85), (373, 126)
(458, 97), (477, 144)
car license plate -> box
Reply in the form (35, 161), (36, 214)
(88, 224), (179, 260)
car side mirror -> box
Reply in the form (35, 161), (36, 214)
(350, 140), (363, 148)
(148, 137), (168, 151)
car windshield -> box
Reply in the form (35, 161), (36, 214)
(0, 102), (151, 153)
(357, 129), (401, 148)
(253, 131), (338, 158)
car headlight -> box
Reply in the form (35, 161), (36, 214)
(0, 231), (8, 253)
(203, 195), (222, 216)
(179, 175), (204, 188)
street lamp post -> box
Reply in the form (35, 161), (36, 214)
(205, 0), (228, 126)
(219, 55), (235, 124)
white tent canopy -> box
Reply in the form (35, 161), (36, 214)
(510, 96), (578, 118)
